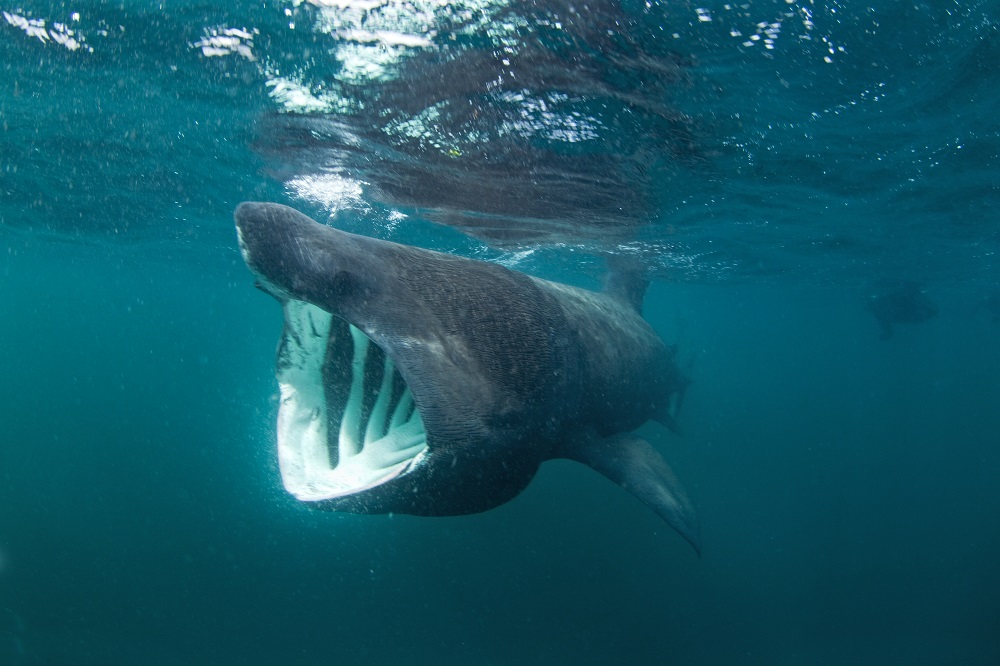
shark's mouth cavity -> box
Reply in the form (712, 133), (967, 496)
(274, 300), (428, 501)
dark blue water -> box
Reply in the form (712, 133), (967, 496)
(2, 1), (999, 664)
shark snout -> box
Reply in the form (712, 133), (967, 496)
(234, 201), (382, 318)
(234, 201), (312, 265)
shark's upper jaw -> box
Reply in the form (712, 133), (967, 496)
(274, 299), (429, 502)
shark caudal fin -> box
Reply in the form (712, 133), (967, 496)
(560, 432), (701, 555)
(652, 344), (693, 436)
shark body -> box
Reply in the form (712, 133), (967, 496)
(236, 202), (699, 553)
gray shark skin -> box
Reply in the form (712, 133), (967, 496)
(236, 202), (699, 554)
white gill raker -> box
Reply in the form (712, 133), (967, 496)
(389, 388), (414, 430)
(302, 405), (331, 474)
(367, 412), (427, 469)
(276, 301), (334, 500)
(364, 352), (397, 445)
(338, 325), (370, 458)
(368, 436), (426, 470)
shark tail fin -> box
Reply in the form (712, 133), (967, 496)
(654, 345), (693, 436)
(560, 433), (701, 556)
(656, 409), (684, 436)
(602, 254), (649, 314)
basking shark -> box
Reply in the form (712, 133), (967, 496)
(236, 202), (699, 554)
(865, 280), (938, 340)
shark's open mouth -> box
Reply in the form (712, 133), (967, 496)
(274, 300), (428, 501)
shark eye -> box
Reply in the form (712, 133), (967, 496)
(329, 270), (356, 294)
(328, 270), (374, 304)
(274, 299), (427, 501)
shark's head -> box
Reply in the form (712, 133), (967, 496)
(235, 202), (568, 516)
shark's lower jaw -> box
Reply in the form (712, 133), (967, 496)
(274, 300), (428, 502)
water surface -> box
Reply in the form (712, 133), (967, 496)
(2, 1), (999, 664)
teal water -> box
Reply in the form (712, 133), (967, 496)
(2, 1), (999, 664)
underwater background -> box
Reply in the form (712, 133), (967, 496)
(2, 0), (999, 664)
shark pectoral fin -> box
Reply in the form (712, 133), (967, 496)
(564, 433), (701, 556)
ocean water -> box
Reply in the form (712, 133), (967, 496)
(2, 0), (999, 664)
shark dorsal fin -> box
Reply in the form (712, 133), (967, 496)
(602, 255), (649, 314)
